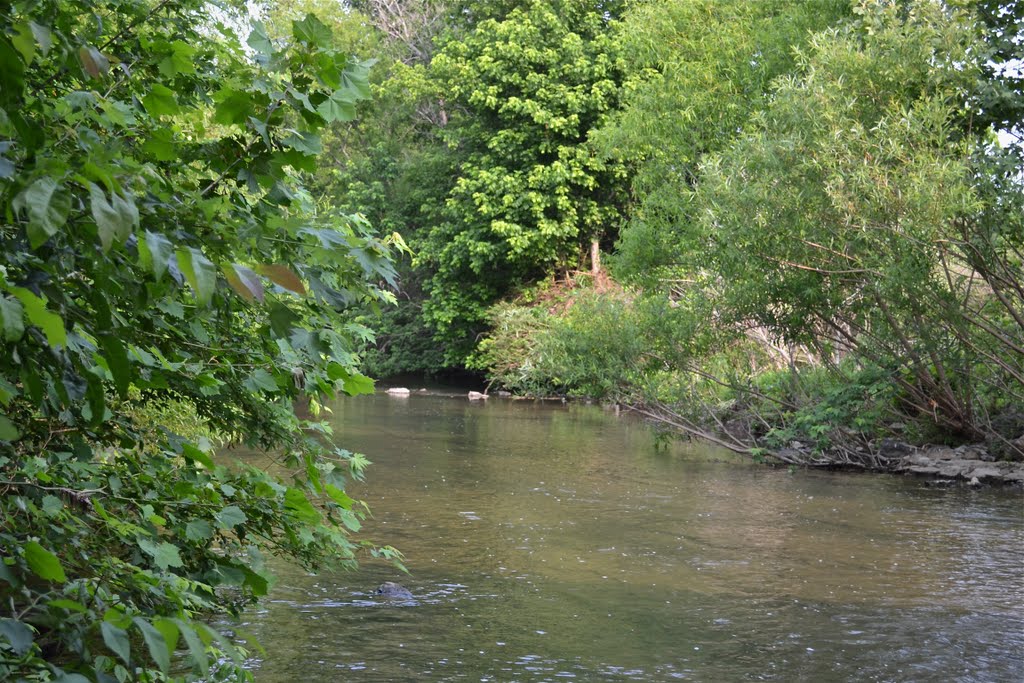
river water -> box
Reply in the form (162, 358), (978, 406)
(239, 391), (1024, 682)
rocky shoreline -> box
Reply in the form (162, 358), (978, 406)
(894, 443), (1024, 487)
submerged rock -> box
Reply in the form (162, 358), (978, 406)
(375, 581), (414, 599)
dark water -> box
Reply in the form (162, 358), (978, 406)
(239, 392), (1024, 682)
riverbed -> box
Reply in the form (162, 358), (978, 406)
(238, 391), (1024, 681)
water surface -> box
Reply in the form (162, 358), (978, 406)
(240, 392), (1024, 681)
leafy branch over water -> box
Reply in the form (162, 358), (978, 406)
(0, 1), (402, 679)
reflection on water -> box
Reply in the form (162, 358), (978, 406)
(237, 393), (1024, 682)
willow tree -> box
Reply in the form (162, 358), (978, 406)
(591, 0), (851, 286)
(696, 0), (1022, 443)
(0, 1), (401, 679)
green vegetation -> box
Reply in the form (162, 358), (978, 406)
(470, 0), (1023, 464)
(2, 0), (1021, 678)
(1, 0), (404, 679)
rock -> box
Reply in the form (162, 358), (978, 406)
(968, 476), (981, 486)
(1003, 470), (1024, 483)
(905, 453), (936, 468)
(496, 390), (512, 397)
(938, 462), (969, 478)
(386, 387), (411, 395)
(375, 582), (414, 600)
(967, 466), (1003, 481)
(908, 466), (941, 475)
(928, 446), (958, 461)
(879, 439), (913, 458)
(467, 391), (488, 400)
(954, 445), (986, 461)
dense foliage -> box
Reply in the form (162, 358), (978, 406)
(418, 0), (631, 362)
(0, 1), (403, 680)
(471, 0), (1023, 462)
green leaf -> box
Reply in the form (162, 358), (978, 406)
(153, 618), (180, 661)
(13, 177), (71, 248)
(133, 617), (170, 673)
(215, 505), (247, 529)
(99, 334), (131, 399)
(174, 619), (210, 676)
(29, 22), (52, 55)
(182, 443), (215, 469)
(142, 127), (177, 161)
(103, 607), (132, 629)
(0, 414), (20, 441)
(0, 618), (33, 655)
(101, 621), (131, 666)
(292, 14), (333, 49)
(158, 41), (196, 78)
(185, 519), (214, 542)
(284, 487), (320, 524)
(316, 89), (357, 123)
(176, 248), (217, 305)
(343, 372), (375, 396)
(214, 88), (253, 125)
(47, 599), (87, 612)
(11, 23), (36, 64)
(41, 495), (63, 516)
(282, 131), (322, 156)
(0, 295), (23, 341)
(325, 484), (354, 510)
(24, 540), (66, 583)
(139, 231), (174, 281)
(10, 287), (65, 347)
(247, 368), (278, 392)
(90, 183), (137, 251)
(137, 536), (184, 570)
(142, 83), (180, 116)
(248, 22), (274, 56)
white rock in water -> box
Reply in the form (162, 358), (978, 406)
(386, 387), (411, 395)
(467, 391), (488, 400)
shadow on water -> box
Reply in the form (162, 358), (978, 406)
(233, 392), (1024, 682)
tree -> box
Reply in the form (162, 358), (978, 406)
(0, 1), (402, 679)
(695, 0), (1021, 440)
(418, 0), (631, 363)
(592, 0), (851, 287)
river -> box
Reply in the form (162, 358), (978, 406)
(238, 390), (1024, 682)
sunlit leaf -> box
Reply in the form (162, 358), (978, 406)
(292, 14), (332, 49)
(11, 287), (65, 348)
(142, 83), (180, 116)
(342, 373), (375, 396)
(24, 541), (66, 583)
(176, 248), (217, 305)
(316, 89), (357, 122)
